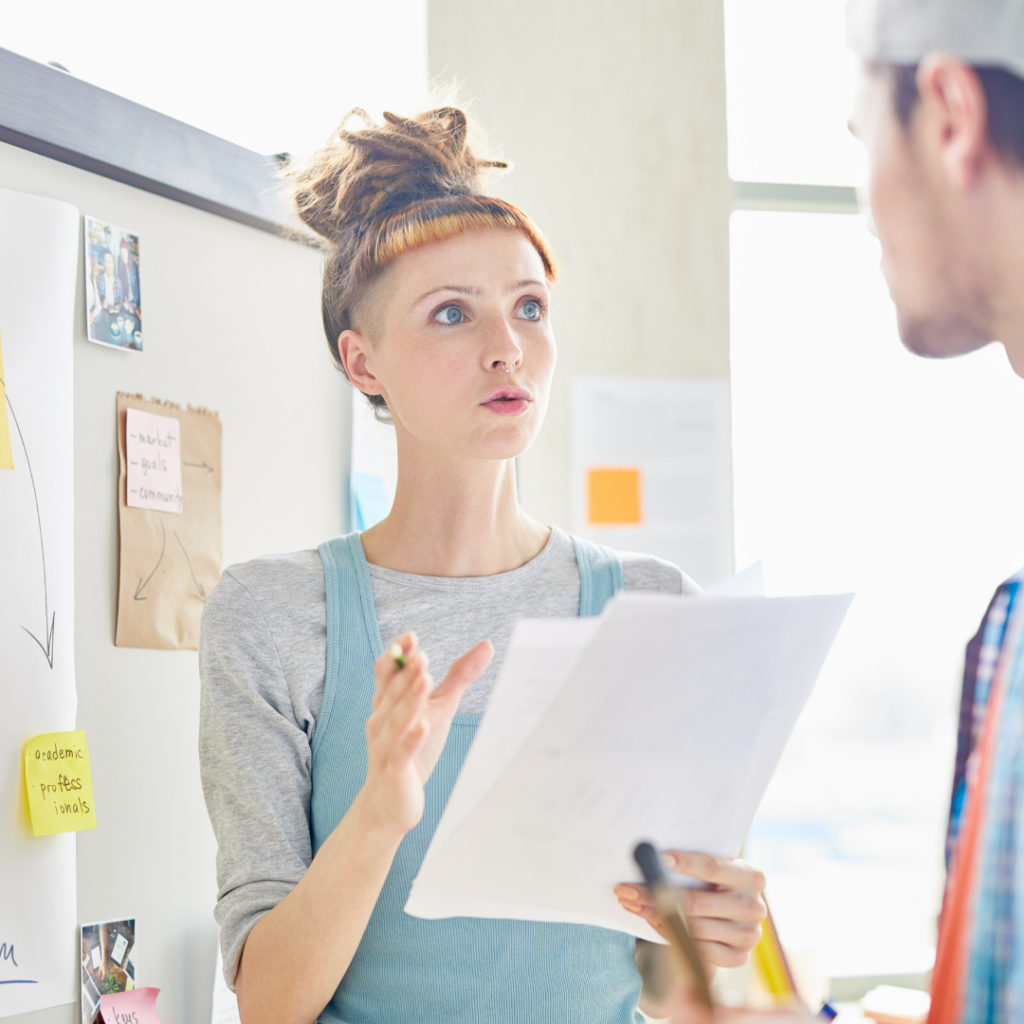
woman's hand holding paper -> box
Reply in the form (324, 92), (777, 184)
(614, 850), (767, 968)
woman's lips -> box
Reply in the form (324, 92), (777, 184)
(481, 386), (532, 417)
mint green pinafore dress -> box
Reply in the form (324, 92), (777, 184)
(310, 532), (642, 1023)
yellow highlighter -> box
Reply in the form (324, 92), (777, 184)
(752, 898), (802, 1004)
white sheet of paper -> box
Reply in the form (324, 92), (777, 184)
(704, 560), (764, 598)
(126, 408), (183, 513)
(407, 590), (852, 941)
(0, 186), (80, 1016)
(571, 375), (734, 588)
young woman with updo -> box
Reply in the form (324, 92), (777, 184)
(198, 107), (767, 1024)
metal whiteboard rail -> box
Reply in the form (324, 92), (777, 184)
(0, 45), (310, 240)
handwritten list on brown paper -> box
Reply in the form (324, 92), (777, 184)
(115, 393), (222, 649)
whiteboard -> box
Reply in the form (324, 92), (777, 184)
(0, 187), (79, 1016)
(0, 133), (349, 1024)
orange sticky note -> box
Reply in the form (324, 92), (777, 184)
(0, 329), (13, 470)
(587, 467), (642, 525)
(24, 731), (98, 836)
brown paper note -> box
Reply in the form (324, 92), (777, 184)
(115, 393), (222, 649)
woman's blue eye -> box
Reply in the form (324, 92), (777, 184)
(434, 305), (464, 324)
(518, 300), (542, 321)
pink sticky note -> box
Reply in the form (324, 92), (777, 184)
(99, 987), (162, 1024)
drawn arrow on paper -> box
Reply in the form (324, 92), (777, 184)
(183, 460), (214, 474)
(134, 519), (166, 600)
(4, 382), (56, 669)
(174, 530), (206, 601)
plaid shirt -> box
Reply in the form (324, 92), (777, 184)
(946, 571), (1024, 1023)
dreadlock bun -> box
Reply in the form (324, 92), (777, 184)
(292, 107), (505, 248)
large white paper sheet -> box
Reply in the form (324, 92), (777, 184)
(0, 187), (80, 1015)
(571, 376), (734, 588)
(407, 591), (852, 941)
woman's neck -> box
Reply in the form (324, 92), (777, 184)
(359, 439), (549, 578)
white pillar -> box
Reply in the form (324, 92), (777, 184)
(428, 0), (731, 528)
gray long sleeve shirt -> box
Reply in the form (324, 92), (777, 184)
(198, 526), (698, 987)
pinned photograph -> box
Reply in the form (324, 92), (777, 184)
(80, 919), (135, 1024)
(84, 216), (142, 351)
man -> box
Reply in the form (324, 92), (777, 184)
(845, 4), (1024, 1020)
(672, 1), (1024, 1019)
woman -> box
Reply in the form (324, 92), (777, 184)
(199, 107), (766, 1024)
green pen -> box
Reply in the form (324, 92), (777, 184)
(388, 642), (407, 669)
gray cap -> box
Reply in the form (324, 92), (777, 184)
(847, 0), (1024, 79)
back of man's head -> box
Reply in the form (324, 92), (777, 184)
(849, 0), (1024, 164)
(846, 0), (1024, 371)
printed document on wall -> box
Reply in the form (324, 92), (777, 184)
(0, 186), (80, 1015)
(571, 376), (734, 588)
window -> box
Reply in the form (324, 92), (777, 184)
(0, 1), (427, 159)
(726, 0), (1024, 982)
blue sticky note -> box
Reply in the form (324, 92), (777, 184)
(351, 473), (390, 531)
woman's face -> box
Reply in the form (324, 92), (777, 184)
(104, 252), (114, 274)
(345, 227), (556, 463)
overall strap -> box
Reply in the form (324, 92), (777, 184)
(571, 535), (624, 617)
(314, 532), (382, 762)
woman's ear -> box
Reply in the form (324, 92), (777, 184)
(339, 329), (386, 400)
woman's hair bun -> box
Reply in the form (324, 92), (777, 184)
(289, 106), (506, 247)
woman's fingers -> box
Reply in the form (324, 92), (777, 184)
(430, 640), (494, 707)
(614, 884), (765, 927)
(614, 894), (761, 967)
(664, 851), (766, 898)
(370, 651), (431, 726)
(372, 632), (419, 708)
(678, 885), (766, 926)
(372, 669), (429, 753)
(614, 872), (765, 967)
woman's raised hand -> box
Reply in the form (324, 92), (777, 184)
(361, 632), (493, 836)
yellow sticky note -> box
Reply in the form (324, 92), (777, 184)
(587, 467), (642, 525)
(24, 731), (98, 836)
(0, 329), (13, 470)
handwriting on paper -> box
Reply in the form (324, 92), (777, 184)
(126, 408), (182, 513)
(23, 731), (97, 836)
(100, 987), (162, 1024)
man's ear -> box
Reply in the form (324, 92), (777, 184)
(339, 330), (386, 401)
(917, 55), (993, 190)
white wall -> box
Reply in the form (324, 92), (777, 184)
(428, 0), (732, 529)
(0, 141), (349, 1024)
